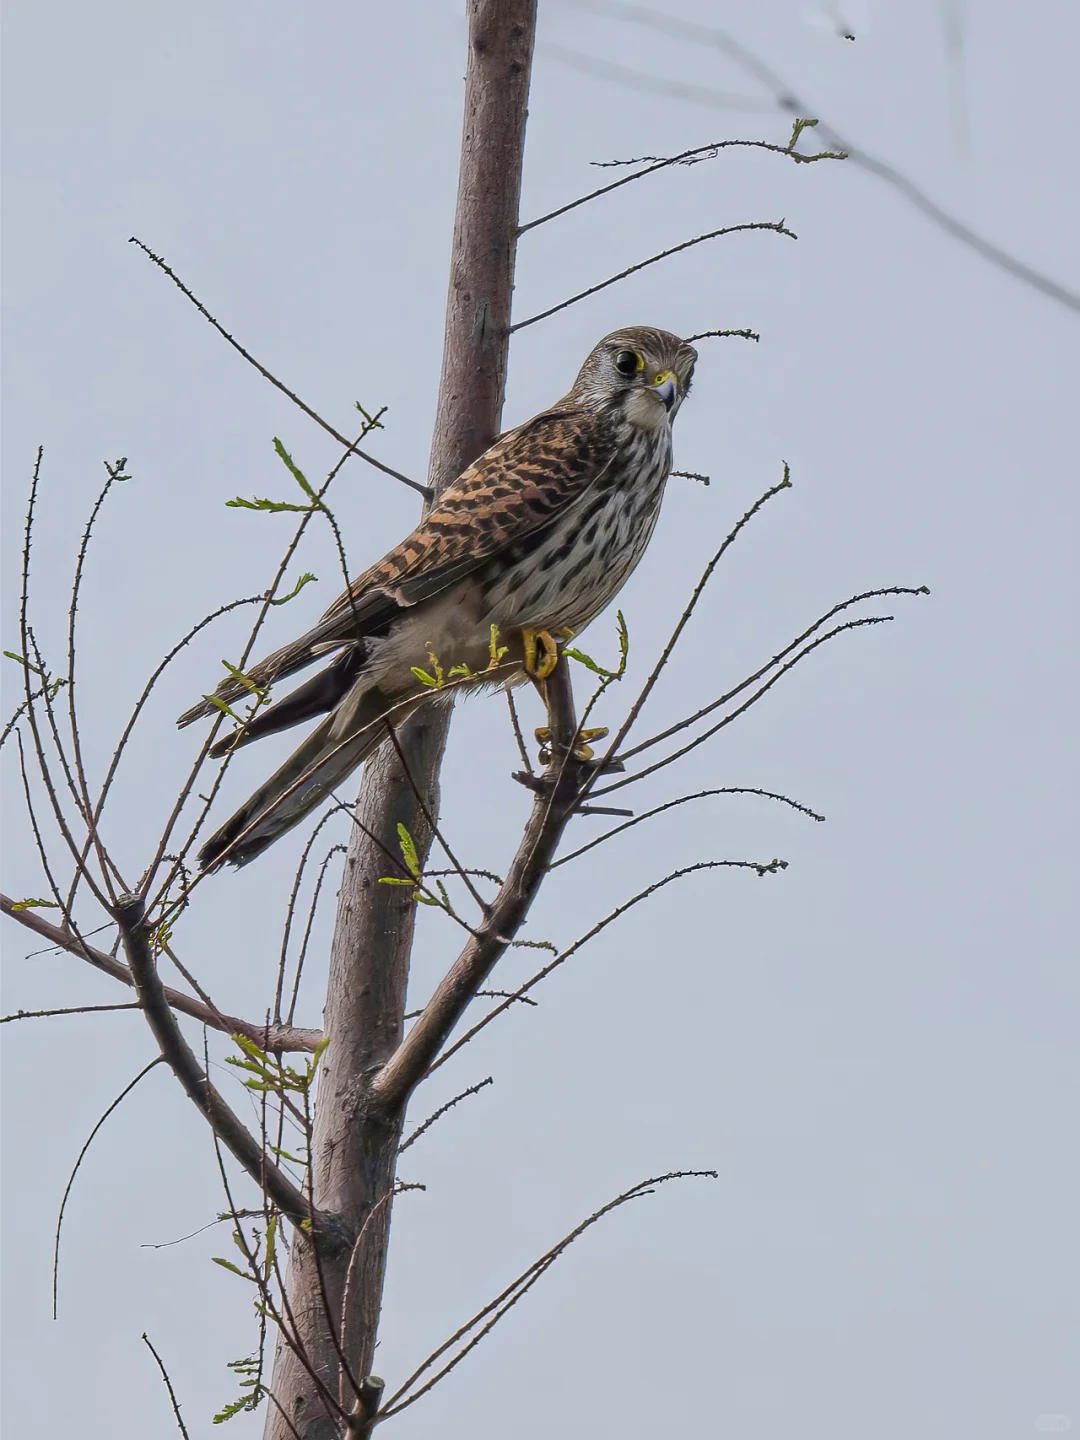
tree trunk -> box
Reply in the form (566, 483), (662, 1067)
(263, 5), (537, 1435)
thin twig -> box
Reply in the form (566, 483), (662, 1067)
(141, 1211), (267, 1250)
(429, 858), (786, 1075)
(504, 683), (533, 775)
(552, 786), (824, 868)
(1, 681), (66, 752)
(145, 421), (389, 910)
(592, 613), (917, 799)
(403, 990), (537, 1022)
(380, 1171), (718, 1417)
(518, 133), (835, 234)
(1, 894), (322, 1052)
(81, 593), (264, 906)
(128, 237), (429, 496)
(207, 1082), (345, 1423)
(1, 1002), (142, 1024)
(16, 456), (113, 908)
(426, 868), (505, 886)
(576, 0), (1080, 316)
(385, 722), (490, 914)
(54, 1058), (164, 1318)
(510, 221), (796, 331)
(684, 327), (760, 343)
(12, 731), (69, 921)
(142, 1333), (191, 1439)
(338, 1181), (425, 1412)
(265, 1389), (304, 1440)
(286, 844), (348, 1027)
(114, 894), (326, 1236)
(369, 659), (593, 1112)
(617, 585), (929, 767)
(66, 459), (129, 911)
(275, 811), (343, 1024)
(398, 1077), (494, 1153)
(597, 470), (793, 778)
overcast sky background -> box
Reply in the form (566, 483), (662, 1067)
(3, 1), (1078, 1435)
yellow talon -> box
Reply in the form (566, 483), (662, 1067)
(534, 725), (608, 763)
(522, 627), (559, 681)
(568, 729), (609, 762)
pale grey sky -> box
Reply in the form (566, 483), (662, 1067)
(3, 2), (1078, 1436)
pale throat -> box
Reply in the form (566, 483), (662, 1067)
(623, 388), (673, 433)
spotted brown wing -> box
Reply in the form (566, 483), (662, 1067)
(177, 407), (616, 725)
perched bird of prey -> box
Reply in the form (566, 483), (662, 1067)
(180, 326), (697, 869)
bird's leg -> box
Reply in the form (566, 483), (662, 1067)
(521, 627), (560, 682)
(527, 626), (611, 762)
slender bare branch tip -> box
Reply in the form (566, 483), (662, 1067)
(127, 236), (427, 496)
(510, 221), (796, 333)
(142, 1333), (192, 1440)
(1, 1002), (141, 1024)
(380, 1168), (719, 1417)
(399, 1077), (494, 1153)
(684, 328), (760, 343)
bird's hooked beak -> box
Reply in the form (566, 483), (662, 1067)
(649, 371), (678, 413)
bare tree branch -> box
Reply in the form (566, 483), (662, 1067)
(380, 1170), (718, 1418)
(398, 1077), (494, 1153)
(510, 220), (796, 331)
(594, 615), (899, 798)
(551, 786), (824, 869)
(615, 585), (929, 768)
(1, 895), (322, 1053)
(128, 237), (429, 497)
(145, 418), (388, 911)
(370, 659), (592, 1112)
(518, 132), (838, 234)
(275, 812), (344, 1025)
(113, 893), (332, 1239)
(284, 844), (348, 1029)
(142, 1332), (192, 1440)
(54, 1058), (164, 1318)
(2, 1001), (141, 1024)
(428, 857), (787, 1075)
(587, 469), (794, 790)
(575, 0), (1080, 316)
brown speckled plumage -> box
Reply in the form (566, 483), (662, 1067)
(182, 326), (697, 868)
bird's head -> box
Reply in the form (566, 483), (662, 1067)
(567, 326), (698, 428)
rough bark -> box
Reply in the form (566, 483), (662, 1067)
(263, 6), (537, 1435)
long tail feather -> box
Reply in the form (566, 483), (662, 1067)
(198, 690), (394, 870)
(177, 634), (343, 729)
(207, 647), (366, 759)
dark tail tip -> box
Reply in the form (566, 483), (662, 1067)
(207, 730), (244, 761)
(197, 809), (284, 871)
(197, 813), (251, 872)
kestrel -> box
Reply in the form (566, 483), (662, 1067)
(180, 326), (697, 868)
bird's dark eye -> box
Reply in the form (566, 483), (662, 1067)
(614, 349), (643, 376)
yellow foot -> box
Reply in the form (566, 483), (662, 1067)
(535, 725), (609, 763)
(522, 627), (560, 681)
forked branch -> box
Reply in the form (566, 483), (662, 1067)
(1, 895), (322, 1053)
(113, 894), (334, 1240)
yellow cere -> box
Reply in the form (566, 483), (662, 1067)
(652, 370), (674, 386)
